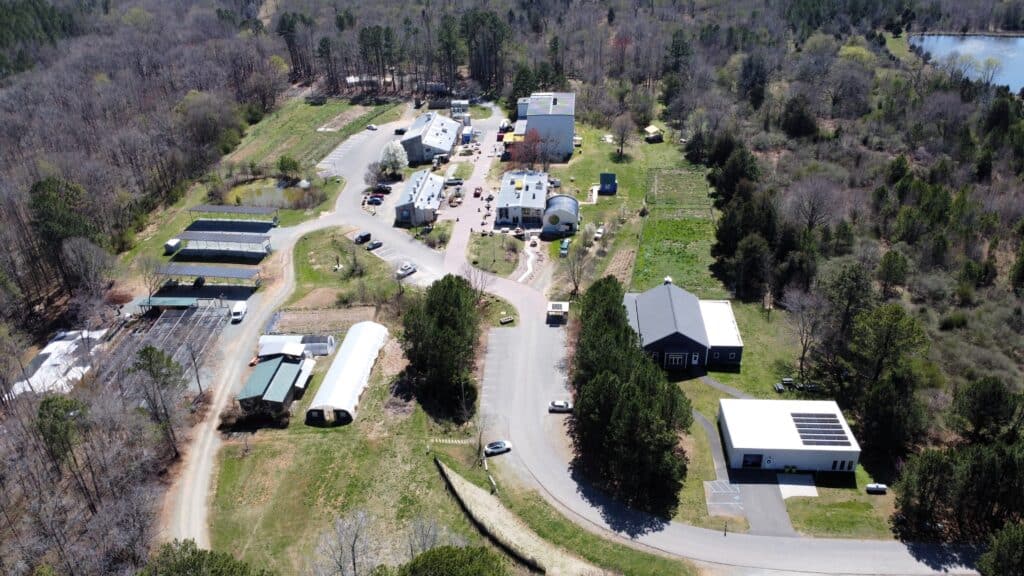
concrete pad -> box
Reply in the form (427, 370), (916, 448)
(777, 473), (818, 499)
(704, 480), (744, 517)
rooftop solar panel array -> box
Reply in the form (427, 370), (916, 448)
(792, 412), (851, 447)
(158, 263), (259, 280)
(177, 231), (270, 244)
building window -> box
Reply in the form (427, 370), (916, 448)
(691, 353), (699, 365)
(713, 352), (720, 359)
(729, 353), (736, 359)
(832, 460), (838, 471)
(666, 353), (685, 367)
(651, 352), (659, 363)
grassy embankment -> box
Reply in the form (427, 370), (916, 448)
(286, 227), (398, 307)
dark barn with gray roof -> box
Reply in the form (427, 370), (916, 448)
(623, 278), (743, 370)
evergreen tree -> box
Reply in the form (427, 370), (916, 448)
(141, 539), (275, 576)
(979, 522), (1024, 576)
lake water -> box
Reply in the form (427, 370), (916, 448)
(909, 34), (1024, 92)
(230, 178), (307, 208)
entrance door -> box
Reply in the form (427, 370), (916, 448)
(741, 453), (763, 468)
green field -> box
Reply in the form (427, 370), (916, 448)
(287, 227), (398, 306)
(468, 233), (522, 277)
(121, 183), (209, 263)
(211, 368), (484, 573)
(786, 465), (896, 539)
(453, 162), (474, 180)
(883, 32), (916, 64)
(229, 99), (401, 168)
(470, 104), (493, 119)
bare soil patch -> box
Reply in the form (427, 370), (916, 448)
(604, 247), (636, 285)
(289, 287), (340, 309)
(318, 105), (370, 131)
(275, 306), (375, 334)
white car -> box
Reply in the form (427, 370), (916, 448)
(593, 226), (605, 241)
(396, 262), (417, 278)
(866, 483), (888, 495)
(366, 124), (378, 131)
(548, 400), (573, 413)
(483, 440), (512, 457)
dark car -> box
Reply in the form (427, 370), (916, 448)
(773, 382), (785, 393)
(373, 184), (392, 193)
(394, 127), (407, 135)
(444, 178), (463, 187)
(366, 240), (383, 251)
(366, 197), (383, 206)
(354, 232), (371, 244)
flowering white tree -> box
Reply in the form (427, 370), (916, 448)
(380, 141), (409, 176)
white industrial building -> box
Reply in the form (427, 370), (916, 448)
(514, 92), (576, 160)
(395, 170), (445, 227)
(305, 321), (388, 425)
(400, 112), (461, 164)
(542, 194), (580, 236)
(495, 170), (547, 228)
(718, 399), (861, 472)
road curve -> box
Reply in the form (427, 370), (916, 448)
(163, 102), (977, 575)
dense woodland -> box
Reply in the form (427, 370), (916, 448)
(1, 0), (1024, 573)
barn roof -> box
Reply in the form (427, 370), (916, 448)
(623, 282), (708, 348)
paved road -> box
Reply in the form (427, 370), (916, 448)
(164, 101), (977, 574)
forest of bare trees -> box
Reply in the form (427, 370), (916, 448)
(3, 0), (1024, 571)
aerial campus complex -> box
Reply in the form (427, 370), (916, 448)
(4, 4), (1014, 573)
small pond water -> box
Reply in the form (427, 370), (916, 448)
(229, 178), (309, 209)
(909, 34), (1024, 92)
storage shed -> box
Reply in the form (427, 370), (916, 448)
(718, 399), (861, 472)
(258, 334), (336, 357)
(305, 322), (388, 425)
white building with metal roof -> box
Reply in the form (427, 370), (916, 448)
(400, 112), (461, 163)
(515, 92), (576, 160)
(395, 169), (445, 227)
(718, 399), (861, 472)
(495, 170), (548, 228)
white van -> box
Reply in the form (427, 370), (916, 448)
(230, 301), (248, 323)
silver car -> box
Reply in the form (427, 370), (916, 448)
(548, 400), (573, 413)
(396, 262), (417, 278)
(483, 440), (512, 457)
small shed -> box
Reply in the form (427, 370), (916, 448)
(598, 173), (618, 195)
(644, 125), (664, 143)
(164, 238), (182, 255)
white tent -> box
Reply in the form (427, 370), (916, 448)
(306, 321), (388, 425)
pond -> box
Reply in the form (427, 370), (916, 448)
(909, 34), (1024, 92)
(226, 178), (321, 209)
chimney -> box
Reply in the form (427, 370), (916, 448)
(663, 276), (673, 285)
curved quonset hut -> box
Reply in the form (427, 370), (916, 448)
(542, 194), (580, 236)
(305, 321), (389, 426)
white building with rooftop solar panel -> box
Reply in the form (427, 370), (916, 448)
(718, 399), (861, 472)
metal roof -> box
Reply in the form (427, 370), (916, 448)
(307, 321), (389, 421)
(525, 92), (576, 116)
(261, 358), (303, 404)
(237, 356), (284, 401)
(178, 231), (270, 244)
(497, 171), (547, 211)
(624, 282), (708, 348)
(719, 399), (861, 453)
(401, 112), (460, 152)
(544, 194), (579, 215)
(397, 170), (445, 212)
(189, 204), (277, 215)
(699, 300), (744, 348)
(158, 264), (259, 280)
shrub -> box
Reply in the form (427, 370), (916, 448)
(939, 312), (968, 331)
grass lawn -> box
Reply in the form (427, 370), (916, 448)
(453, 162), (474, 180)
(120, 183), (208, 264)
(229, 99), (401, 168)
(469, 104), (493, 119)
(210, 367), (485, 573)
(468, 233), (522, 277)
(409, 221), (453, 250)
(786, 465), (896, 539)
(479, 293), (518, 327)
(497, 486), (696, 576)
(674, 412), (750, 532)
(883, 32), (916, 64)
(678, 378), (732, 420)
(287, 227), (398, 306)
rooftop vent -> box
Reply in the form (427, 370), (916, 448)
(663, 276), (673, 285)
(553, 97), (558, 106)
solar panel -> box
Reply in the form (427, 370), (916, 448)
(792, 412), (851, 447)
(158, 264), (259, 280)
(178, 231), (270, 243)
(189, 204), (277, 216)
